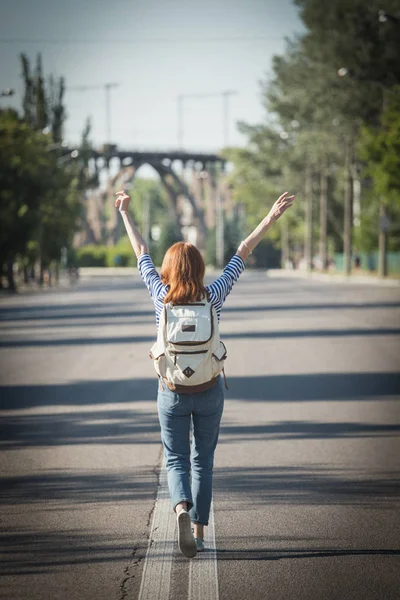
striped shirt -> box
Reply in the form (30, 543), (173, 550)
(138, 253), (245, 328)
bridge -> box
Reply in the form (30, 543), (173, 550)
(73, 146), (232, 249)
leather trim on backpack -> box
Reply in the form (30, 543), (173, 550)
(163, 375), (220, 394)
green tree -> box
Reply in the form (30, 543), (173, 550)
(358, 86), (400, 250)
(0, 110), (53, 289)
(227, 0), (400, 272)
(20, 53), (66, 140)
(152, 219), (183, 267)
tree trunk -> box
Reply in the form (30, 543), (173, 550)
(319, 165), (328, 271)
(7, 258), (16, 292)
(304, 162), (313, 271)
(378, 201), (388, 277)
(55, 261), (60, 285)
(39, 260), (44, 286)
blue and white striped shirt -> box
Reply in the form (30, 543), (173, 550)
(138, 253), (245, 328)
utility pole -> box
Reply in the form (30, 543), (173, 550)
(216, 187), (224, 268)
(343, 143), (353, 276)
(67, 82), (119, 142)
(222, 90), (237, 147)
(176, 90), (238, 149)
(177, 94), (184, 149)
(142, 192), (151, 247)
(105, 83), (119, 142)
(319, 163), (328, 270)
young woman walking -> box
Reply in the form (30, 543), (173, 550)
(115, 189), (295, 558)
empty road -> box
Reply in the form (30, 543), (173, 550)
(1, 270), (399, 600)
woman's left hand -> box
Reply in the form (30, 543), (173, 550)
(268, 192), (295, 222)
(115, 190), (131, 212)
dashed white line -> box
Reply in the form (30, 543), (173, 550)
(138, 462), (175, 600)
(138, 460), (220, 600)
(188, 500), (219, 600)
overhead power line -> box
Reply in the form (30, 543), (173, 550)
(0, 35), (284, 45)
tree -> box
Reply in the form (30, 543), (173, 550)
(358, 86), (400, 252)
(226, 0), (400, 274)
(20, 53), (66, 140)
(0, 110), (52, 289)
(152, 219), (183, 267)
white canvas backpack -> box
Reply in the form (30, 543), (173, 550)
(149, 298), (228, 392)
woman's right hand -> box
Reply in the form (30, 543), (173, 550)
(267, 192), (295, 222)
(115, 190), (131, 212)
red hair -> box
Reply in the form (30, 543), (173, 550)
(161, 242), (207, 304)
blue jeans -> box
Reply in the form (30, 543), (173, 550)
(157, 376), (224, 525)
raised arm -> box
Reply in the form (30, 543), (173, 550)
(236, 191), (295, 261)
(115, 190), (148, 258)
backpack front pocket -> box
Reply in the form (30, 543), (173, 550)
(165, 305), (213, 345)
(167, 349), (210, 384)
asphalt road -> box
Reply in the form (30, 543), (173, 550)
(1, 271), (400, 600)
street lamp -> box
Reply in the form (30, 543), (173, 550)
(57, 149), (79, 166)
(337, 67), (349, 77)
(378, 9), (399, 24)
(1, 88), (15, 97)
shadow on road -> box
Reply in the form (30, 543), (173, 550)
(0, 529), (143, 576)
(0, 468), (157, 506)
(1, 372), (398, 412)
(214, 466), (400, 508)
(0, 306), (155, 323)
(0, 407), (161, 448)
(1, 328), (400, 348)
(2, 300), (399, 323)
(220, 420), (400, 442)
(216, 545), (400, 561)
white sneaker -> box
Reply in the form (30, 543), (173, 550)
(194, 537), (205, 552)
(177, 510), (197, 558)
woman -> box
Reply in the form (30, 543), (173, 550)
(115, 189), (295, 558)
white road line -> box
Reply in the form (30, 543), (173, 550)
(188, 499), (219, 600)
(138, 462), (176, 600)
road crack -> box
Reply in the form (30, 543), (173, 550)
(118, 445), (164, 599)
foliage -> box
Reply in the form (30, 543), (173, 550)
(127, 177), (172, 231)
(20, 52), (66, 139)
(205, 217), (242, 266)
(0, 109), (82, 276)
(76, 245), (108, 267)
(359, 87), (400, 199)
(151, 219), (183, 267)
(226, 0), (400, 266)
(0, 110), (47, 265)
(106, 235), (137, 267)
(0, 53), (90, 290)
(357, 86), (400, 250)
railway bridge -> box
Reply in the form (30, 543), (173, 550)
(74, 146), (233, 249)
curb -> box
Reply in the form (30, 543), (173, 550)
(266, 269), (400, 288)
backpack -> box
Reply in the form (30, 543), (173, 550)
(149, 298), (228, 393)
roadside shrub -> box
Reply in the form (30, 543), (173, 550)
(76, 245), (108, 267)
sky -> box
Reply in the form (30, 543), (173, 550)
(0, 0), (304, 152)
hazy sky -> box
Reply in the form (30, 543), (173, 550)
(1, 0), (303, 151)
